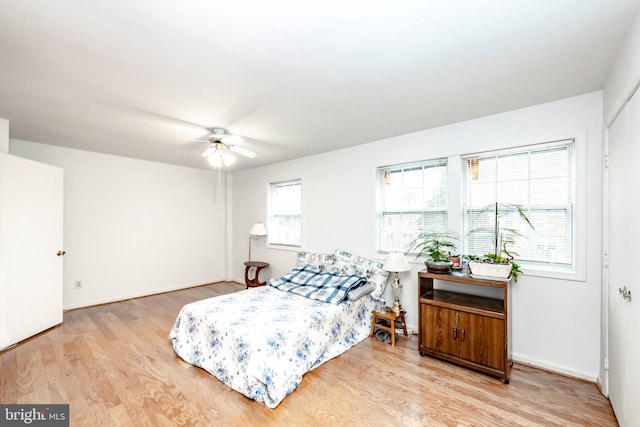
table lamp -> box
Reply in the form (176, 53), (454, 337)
(383, 251), (411, 314)
(248, 222), (267, 261)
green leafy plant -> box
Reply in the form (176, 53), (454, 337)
(406, 231), (458, 262)
(467, 202), (534, 281)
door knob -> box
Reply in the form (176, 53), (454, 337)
(619, 286), (632, 302)
(57, 250), (66, 256)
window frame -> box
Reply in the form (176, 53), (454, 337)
(372, 133), (586, 282)
(267, 178), (302, 248)
(460, 136), (586, 281)
(376, 158), (449, 255)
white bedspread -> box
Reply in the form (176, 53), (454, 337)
(168, 285), (375, 408)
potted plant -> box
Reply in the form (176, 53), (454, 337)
(406, 231), (459, 274)
(467, 202), (534, 282)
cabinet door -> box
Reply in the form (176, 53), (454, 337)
(421, 304), (459, 357)
(459, 312), (505, 370)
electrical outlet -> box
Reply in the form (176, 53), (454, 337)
(75, 280), (82, 289)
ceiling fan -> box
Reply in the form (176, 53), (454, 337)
(199, 128), (257, 168)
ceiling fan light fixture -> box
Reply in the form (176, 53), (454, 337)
(208, 151), (223, 168)
(221, 151), (236, 167)
(201, 145), (216, 157)
(207, 150), (236, 168)
(197, 128), (254, 167)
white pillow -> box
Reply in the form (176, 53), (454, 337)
(333, 249), (389, 298)
(296, 252), (335, 271)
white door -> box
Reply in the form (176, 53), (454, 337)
(0, 153), (63, 350)
(607, 89), (640, 427)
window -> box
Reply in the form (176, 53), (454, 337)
(462, 140), (574, 266)
(268, 179), (302, 246)
(378, 159), (448, 253)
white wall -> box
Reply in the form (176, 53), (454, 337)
(604, 9), (640, 126)
(11, 139), (227, 309)
(232, 91), (604, 380)
(0, 119), (8, 154)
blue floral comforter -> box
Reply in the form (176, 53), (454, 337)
(168, 285), (375, 408)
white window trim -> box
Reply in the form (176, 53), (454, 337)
(372, 132), (587, 282)
(520, 132), (587, 282)
(266, 178), (303, 250)
(459, 133), (587, 282)
(375, 158), (449, 255)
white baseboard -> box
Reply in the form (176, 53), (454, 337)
(62, 280), (229, 311)
(597, 374), (609, 397)
(512, 353), (598, 382)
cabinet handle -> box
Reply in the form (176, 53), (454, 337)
(460, 329), (466, 342)
(452, 327), (458, 340)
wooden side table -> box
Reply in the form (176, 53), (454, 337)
(369, 307), (408, 346)
(244, 261), (269, 288)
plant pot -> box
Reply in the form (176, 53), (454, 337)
(448, 255), (461, 269)
(425, 260), (453, 274)
(468, 261), (512, 279)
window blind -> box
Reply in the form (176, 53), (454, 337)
(379, 159), (448, 253)
(269, 179), (302, 246)
(463, 141), (574, 265)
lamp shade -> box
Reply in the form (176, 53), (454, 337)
(249, 222), (268, 236)
(382, 251), (410, 272)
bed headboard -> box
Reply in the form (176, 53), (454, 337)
(296, 249), (389, 298)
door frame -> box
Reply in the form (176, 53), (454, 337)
(602, 81), (640, 424)
(600, 128), (609, 397)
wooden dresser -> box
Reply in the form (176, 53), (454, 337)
(418, 270), (511, 383)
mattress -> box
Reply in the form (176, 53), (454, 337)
(169, 285), (375, 407)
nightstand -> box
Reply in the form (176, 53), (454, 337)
(369, 307), (408, 347)
(243, 261), (269, 288)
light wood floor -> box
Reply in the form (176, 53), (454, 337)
(1, 283), (617, 426)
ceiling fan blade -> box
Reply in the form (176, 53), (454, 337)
(201, 145), (217, 157)
(221, 134), (244, 145)
(229, 145), (257, 158)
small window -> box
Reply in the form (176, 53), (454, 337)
(377, 159), (448, 253)
(268, 179), (302, 246)
(463, 140), (574, 266)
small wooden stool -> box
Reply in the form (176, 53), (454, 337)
(369, 307), (408, 346)
(243, 261), (269, 288)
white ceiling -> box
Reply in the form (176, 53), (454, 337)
(1, 0), (639, 171)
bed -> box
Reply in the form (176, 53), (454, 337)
(168, 249), (389, 408)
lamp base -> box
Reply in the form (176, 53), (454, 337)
(391, 273), (403, 314)
(392, 300), (402, 314)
